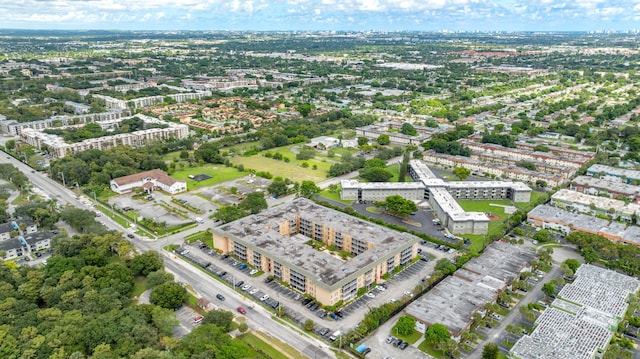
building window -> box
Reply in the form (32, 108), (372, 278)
(273, 261), (282, 280)
(253, 252), (262, 269)
(290, 269), (306, 292)
(234, 242), (247, 261)
(342, 279), (357, 301)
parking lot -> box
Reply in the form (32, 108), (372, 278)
(173, 305), (203, 338)
(108, 191), (193, 227)
(196, 175), (272, 206)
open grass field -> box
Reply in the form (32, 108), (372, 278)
(171, 165), (246, 189)
(232, 154), (329, 182)
(223, 140), (262, 155)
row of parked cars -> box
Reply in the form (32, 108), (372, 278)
(386, 336), (409, 350)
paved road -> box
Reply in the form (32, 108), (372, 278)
(0, 151), (335, 359)
(467, 264), (562, 359)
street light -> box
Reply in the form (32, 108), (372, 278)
(58, 172), (66, 187)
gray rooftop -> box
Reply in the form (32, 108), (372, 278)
(572, 175), (640, 196)
(0, 238), (22, 251)
(405, 242), (536, 336)
(587, 164), (640, 180)
(214, 198), (420, 290)
(527, 205), (609, 233)
(510, 264), (640, 359)
(23, 231), (56, 244)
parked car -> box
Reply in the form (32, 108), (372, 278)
(260, 294), (270, 301)
(302, 298), (312, 305)
(126, 233), (135, 238)
(216, 294), (225, 301)
(241, 284), (251, 291)
(217, 271), (227, 277)
(319, 328), (330, 336)
(294, 293), (302, 300)
(399, 341), (409, 350)
(235, 280), (244, 287)
(237, 306), (247, 314)
(238, 264), (247, 270)
(386, 336), (396, 344)
(249, 288), (259, 295)
(335, 311), (344, 318)
(264, 277), (274, 283)
(365, 292), (376, 298)
(249, 269), (259, 275)
(363, 348), (372, 355)
(193, 316), (203, 324)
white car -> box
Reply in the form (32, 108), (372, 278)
(260, 294), (270, 301)
(365, 292), (376, 298)
(376, 285), (386, 291)
(241, 284), (251, 291)
(249, 288), (259, 295)
(249, 269), (259, 275)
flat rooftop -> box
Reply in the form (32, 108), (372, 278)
(510, 264), (640, 359)
(527, 205), (609, 233)
(405, 242), (536, 335)
(552, 189), (626, 212)
(588, 164), (640, 180)
(215, 198), (421, 290)
(573, 175), (640, 196)
(340, 180), (424, 190)
(430, 187), (489, 222)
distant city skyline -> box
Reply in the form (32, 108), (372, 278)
(1, 0), (639, 32)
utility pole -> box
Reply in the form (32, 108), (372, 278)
(58, 172), (66, 187)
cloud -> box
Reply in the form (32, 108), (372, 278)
(0, 0), (638, 30)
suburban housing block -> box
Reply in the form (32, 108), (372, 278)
(211, 198), (421, 306)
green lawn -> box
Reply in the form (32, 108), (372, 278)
(391, 326), (422, 344)
(317, 189), (353, 205)
(238, 333), (288, 359)
(132, 276), (147, 297)
(171, 165), (246, 189)
(417, 340), (445, 357)
(223, 140), (262, 156)
(185, 230), (214, 248)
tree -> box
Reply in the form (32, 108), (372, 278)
(542, 282), (556, 299)
(297, 103), (312, 117)
(533, 229), (550, 243)
(150, 282), (187, 309)
(239, 192), (268, 214)
(434, 258), (456, 275)
(179, 151), (190, 160)
(213, 206), (247, 224)
(401, 123), (418, 136)
(299, 181), (320, 199)
(481, 343), (499, 359)
(376, 195), (417, 217)
(357, 136), (369, 147)
(453, 166), (471, 181)
(535, 180), (547, 189)
(194, 143), (223, 164)
(129, 251), (164, 276)
(563, 259), (581, 273)
(238, 322), (249, 333)
(364, 158), (386, 168)
(424, 323), (451, 347)
(360, 167), (393, 182)
(202, 309), (234, 332)
(151, 306), (179, 336)
(396, 315), (416, 335)
(376, 134), (391, 145)
(146, 270), (174, 288)
(303, 319), (315, 331)
(268, 179), (288, 197)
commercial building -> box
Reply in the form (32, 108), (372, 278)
(510, 264), (640, 359)
(404, 242), (537, 337)
(341, 160), (531, 234)
(586, 164), (640, 183)
(21, 115), (189, 159)
(212, 198), (421, 306)
(527, 205), (640, 246)
(110, 169), (187, 195)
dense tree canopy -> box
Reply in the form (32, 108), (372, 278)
(375, 195), (417, 217)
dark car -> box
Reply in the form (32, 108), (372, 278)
(216, 294), (225, 301)
(363, 348), (372, 355)
(302, 298), (312, 305)
(399, 342), (409, 350)
(218, 271), (227, 277)
(319, 328), (330, 336)
(393, 339), (403, 347)
(235, 280), (244, 287)
(126, 233), (135, 238)
(264, 277), (274, 283)
(335, 311), (344, 318)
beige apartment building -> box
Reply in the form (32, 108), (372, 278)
(212, 199), (420, 306)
